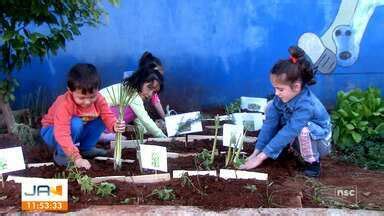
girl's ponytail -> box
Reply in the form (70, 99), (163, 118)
(288, 46), (316, 86)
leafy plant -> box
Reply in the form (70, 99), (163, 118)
(244, 184), (257, 193)
(21, 86), (51, 127)
(107, 84), (135, 171)
(195, 149), (213, 170)
(0, 0), (120, 134)
(148, 187), (176, 201)
(96, 182), (116, 198)
(331, 88), (384, 169)
(195, 115), (220, 170)
(11, 123), (35, 146)
(77, 175), (94, 194)
(225, 99), (241, 115)
(332, 88), (384, 147)
(63, 160), (94, 194)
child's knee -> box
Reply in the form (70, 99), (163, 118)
(300, 127), (310, 136)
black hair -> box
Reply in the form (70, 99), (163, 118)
(123, 66), (164, 93)
(270, 46), (316, 86)
(138, 51), (163, 73)
(67, 63), (101, 94)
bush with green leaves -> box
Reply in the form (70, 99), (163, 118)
(96, 182), (116, 198)
(332, 88), (384, 169)
(225, 99), (241, 115)
(148, 187), (176, 201)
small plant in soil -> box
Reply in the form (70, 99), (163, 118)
(225, 99), (241, 115)
(71, 196), (80, 203)
(195, 115), (220, 170)
(195, 148), (213, 170)
(11, 123), (35, 146)
(265, 181), (275, 207)
(107, 83), (135, 171)
(96, 182), (116, 198)
(77, 175), (94, 194)
(180, 173), (207, 196)
(148, 187), (176, 201)
(225, 130), (247, 168)
(120, 197), (136, 204)
(244, 184), (257, 193)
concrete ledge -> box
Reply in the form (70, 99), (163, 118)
(2, 205), (383, 215)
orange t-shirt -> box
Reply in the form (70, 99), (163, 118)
(41, 91), (116, 160)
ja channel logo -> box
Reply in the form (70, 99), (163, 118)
(21, 178), (68, 212)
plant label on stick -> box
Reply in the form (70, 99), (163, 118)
(139, 145), (167, 172)
(0, 147), (25, 174)
(223, 124), (244, 149)
(240, 97), (268, 113)
(165, 111), (202, 137)
(231, 113), (265, 131)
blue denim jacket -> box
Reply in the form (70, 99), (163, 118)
(255, 86), (331, 159)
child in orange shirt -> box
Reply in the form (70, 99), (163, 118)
(40, 63), (125, 169)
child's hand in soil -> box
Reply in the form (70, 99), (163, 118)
(245, 149), (260, 162)
(240, 152), (268, 170)
(114, 119), (126, 133)
(75, 158), (91, 169)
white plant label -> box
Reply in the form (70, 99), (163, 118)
(0, 147), (25, 174)
(231, 112), (265, 131)
(165, 111), (202, 136)
(223, 124), (244, 149)
(240, 97), (268, 113)
(139, 144), (167, 172)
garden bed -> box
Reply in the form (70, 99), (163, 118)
(1, 131), (384, 212)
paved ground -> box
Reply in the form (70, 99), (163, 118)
(1, 205), (383, 215)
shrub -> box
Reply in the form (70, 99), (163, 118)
(331, 88), (384, 169)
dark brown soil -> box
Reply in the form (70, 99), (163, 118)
(1, 133), (384, 212)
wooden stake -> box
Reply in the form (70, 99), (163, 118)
(184, 134), (188, 147)
(1, 174), (4, 188)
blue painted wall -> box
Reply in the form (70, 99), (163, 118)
(12, 0), (384, 111)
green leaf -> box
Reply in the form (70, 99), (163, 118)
(333, 126), (340, 142)
(346, 124), (355, 130)
(351, 131), (362, 143)
(349, 96), (361, 103)
(2, 30), (15, 41)
(374, 123), (384, 135)
(338, 109), (349, 117)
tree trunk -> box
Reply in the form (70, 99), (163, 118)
(0, 97), (15, 133)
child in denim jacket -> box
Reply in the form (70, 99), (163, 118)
(240, 46), (332, 177)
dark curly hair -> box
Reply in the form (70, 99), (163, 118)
(270, 46), (316, 87)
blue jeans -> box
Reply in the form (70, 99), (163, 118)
(40, 117), (105, 158)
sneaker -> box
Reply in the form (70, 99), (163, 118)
(99, 133), (116, 143)
(303, 161), (320, 177)
(80, 148), (108, 159)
